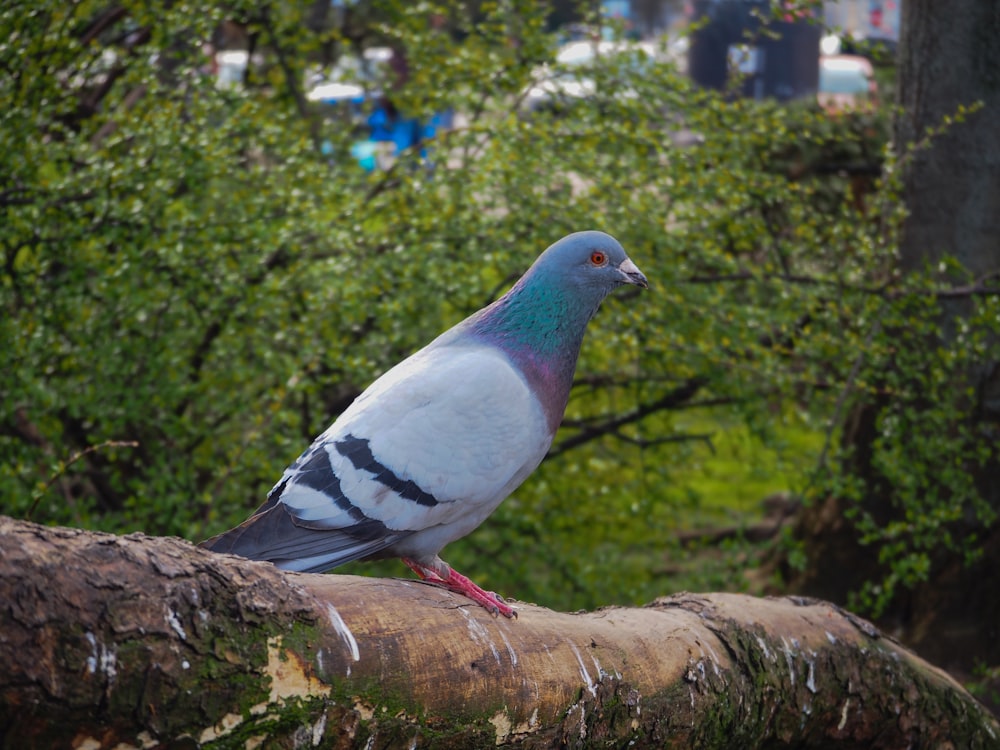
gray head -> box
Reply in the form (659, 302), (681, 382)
(480, 231), (648, 346)
(517, 230), (649, 300)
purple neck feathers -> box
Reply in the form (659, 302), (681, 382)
(462, 278), (603, 434)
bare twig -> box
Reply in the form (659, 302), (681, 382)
(685, 269), (1000, 300)
(26, 440), (140, 520)
(548, 376), (709, 458)
(256, 5), (324, 155)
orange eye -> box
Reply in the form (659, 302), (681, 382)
(590, 251), (607, 266)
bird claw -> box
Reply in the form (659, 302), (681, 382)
(403, 557), (518, 618)
(487, 591), (517, 619)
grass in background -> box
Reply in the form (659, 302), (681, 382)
(644, 409), (827, 597)
(669, 409), (825, 522)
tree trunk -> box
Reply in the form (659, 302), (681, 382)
(787, 0), (1000, 706)
(895, 0), (1000, 279)
(0, 517), (996, 749)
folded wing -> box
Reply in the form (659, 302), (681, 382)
(202, 344), (552, 572)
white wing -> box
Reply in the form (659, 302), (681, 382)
(203, 342), (553, 571)
(286, 342), (551, 531)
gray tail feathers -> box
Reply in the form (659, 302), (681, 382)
(200, 497), (404, 573)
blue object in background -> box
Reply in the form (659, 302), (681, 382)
(368, 106), (421, 154)
(392, 116), (422, 153)
(311, 101), (455, 168)
(367, 105), (393, 142)
(350, 140), (379, 172)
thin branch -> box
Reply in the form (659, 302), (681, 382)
(90, 83), (148, 147)
(610, 430), (716, 451)
(362, 160), (404, 205)
(256, 5), (324, 155)
(934, 282), (1000, 298)
(79, 6), (128, 47)
(684, 269), (888, 295)
(26, 440), (140, 520)
(548, 376), (709, 459)
(180, 245), (294, 410)
(685, 269), (1000, 300)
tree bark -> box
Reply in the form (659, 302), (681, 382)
(896, 0), (1000, 431)
(895, 0), (1000, 279)
(0, 517), (996, 749)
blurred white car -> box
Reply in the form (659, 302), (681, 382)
(522, 40), (657, 113)
(817, 54), (877, 112)
(305, 47), (392, 105)
(214, 50), (249, 89)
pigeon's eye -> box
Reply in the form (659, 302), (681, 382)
(589, 251), (607, 266)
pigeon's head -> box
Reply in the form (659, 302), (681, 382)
(530, 231), (648, 296)
(467, 230), (647, 357)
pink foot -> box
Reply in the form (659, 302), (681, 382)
(403, 558), (517, 618)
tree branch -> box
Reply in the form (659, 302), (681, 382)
(255, 5), (325, 155)
(685, 269), (1000, 299)
(549, 376), (709, 458)
(0, 516), (996, 748)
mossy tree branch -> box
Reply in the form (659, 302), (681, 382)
(0, 516), (996, 749)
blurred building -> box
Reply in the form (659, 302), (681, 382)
(547, 0), (688, 37)
(823, 0), (902, 40)
(687, 0), (822, 101)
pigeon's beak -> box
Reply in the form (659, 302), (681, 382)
(618, 257), (649, 289)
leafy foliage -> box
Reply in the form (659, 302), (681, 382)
(2, 0), (996, 614)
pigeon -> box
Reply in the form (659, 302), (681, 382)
(201, 231), (648, 617)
